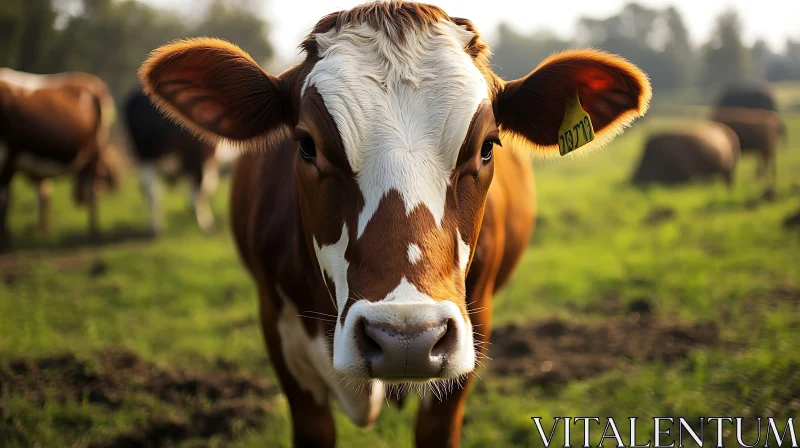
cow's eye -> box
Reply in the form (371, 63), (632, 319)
(299, 137), (316, 162)
(481, 138), (500, 162)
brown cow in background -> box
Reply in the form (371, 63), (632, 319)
(711, 106), (785, 189)
(716, 83), (780, 113)
(0, 67), (121, 251)
(632, 122), (741, 187)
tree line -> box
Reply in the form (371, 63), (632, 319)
(1, 0), (798, 104)
(0, 0), (273, 101)
(491, 3), (800, 94)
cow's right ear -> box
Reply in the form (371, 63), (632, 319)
(139, 37), (291, 146)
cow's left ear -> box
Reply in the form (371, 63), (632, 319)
(138, 37), (294, 149)
(493, 49), (651, 156)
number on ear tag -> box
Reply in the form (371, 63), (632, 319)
(558, 91), (595, 156)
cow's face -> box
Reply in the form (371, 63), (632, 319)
(293, 19), (496, 382)
(139, 2), (650, 388)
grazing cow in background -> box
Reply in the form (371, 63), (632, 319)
(714, 83), (787, 150)
(139, 2), (651, 446)
(0, 67), (121, 251)
(632, 122), (741, 187)
(716, 83), (780, 113)
(711, 106), (785, 189)
(122, 86), (237, 235)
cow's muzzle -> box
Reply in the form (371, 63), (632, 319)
(355, 317), (457, 379)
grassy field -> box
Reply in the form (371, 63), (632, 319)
(1, 94), (799, 447)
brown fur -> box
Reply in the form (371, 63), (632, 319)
(632, 122), (741, 187)
(711, 106), (783, 187)
(0, 68), (121, 250)
(139, 2), (651, 446)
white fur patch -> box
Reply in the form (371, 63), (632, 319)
(139, 163), (162, 233)
(191, 158), (219, 232)
(407, 243), (422, 264)
(275, 286), (384, 426)
(456, 229), (471, 274)
(312, 223), (350, 311)
(0, 68), (49, 93)
(156, 153), (182, 177)
(383, 277), (436, 305)
(302, 20), (489, 238)
(214, 139), (240, 166)
(276, 285), (330, 405)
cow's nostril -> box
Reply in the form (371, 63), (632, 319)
(356, 317), (458, 379)
(355, 318), (382, 359)
(431, 318), (457, 357)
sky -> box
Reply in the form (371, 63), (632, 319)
(142, 0), (800, 68)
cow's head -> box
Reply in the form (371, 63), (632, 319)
(140, 1), (650, 388)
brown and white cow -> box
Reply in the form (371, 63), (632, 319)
(139, 2), (651, 446)
(0, 67), (121, 250)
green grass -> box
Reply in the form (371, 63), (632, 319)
(1, 94), (799, 447)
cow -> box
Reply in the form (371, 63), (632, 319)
(138, 2), (651, 446)
(0, 67), (121, 251)
(631, 122), (741, 187)
(716, 83), (780, 113)
(711, 106), (785, 189)
(122, 86), (230, 235)
(713, 83), (787, 150)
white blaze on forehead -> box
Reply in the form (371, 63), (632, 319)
(407, 243), (422, 264)
(313, 223), (350, 311)
(302, 20), (489, 238)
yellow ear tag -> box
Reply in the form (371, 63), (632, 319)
(558, 91), (595, 156)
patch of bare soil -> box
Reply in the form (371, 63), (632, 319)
(489, 315), (718, 388)
(0, 348), (276, 447)
(784, 208), (800, 229)
(0, 252), (109, 283)
(643, 205), (676, 226)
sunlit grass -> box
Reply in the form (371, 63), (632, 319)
(1, 102), (799, 446)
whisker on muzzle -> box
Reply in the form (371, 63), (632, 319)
(297, 314), (338, 323)
(301, 310), (339, 318)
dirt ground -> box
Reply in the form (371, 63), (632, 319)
(489, 307), (719, 388)
(0, 348), (276, 447)
(2, 308), (722, 446)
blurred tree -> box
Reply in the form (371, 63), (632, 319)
(47, 0), (189, 99)
(768, 39), (800, 81)
(574, 2), (695, 91)
(490, 23), (571, 80)
(750, 39), (775, 80)
(662, 6), (696, 87)
(701, 9), (753, 87)
(0, 0), (24, 67)
(0, 0), (275, 102)
(0, 0), (58, 72)
(191, 0), (274, 65)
